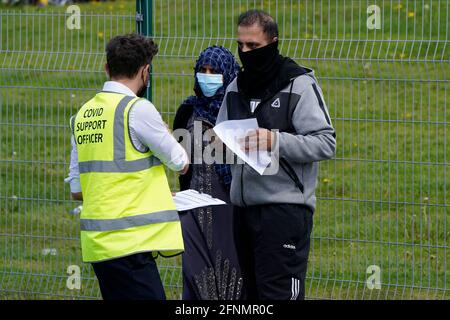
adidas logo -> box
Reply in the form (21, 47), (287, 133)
(283, 244), (296, 250)
(271, 98), (280, 108)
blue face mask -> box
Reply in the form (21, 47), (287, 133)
(196, 73), (223, 97)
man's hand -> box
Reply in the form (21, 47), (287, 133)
(239, 128), (274, 152)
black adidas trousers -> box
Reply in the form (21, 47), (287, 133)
(233, 203), (313, 300)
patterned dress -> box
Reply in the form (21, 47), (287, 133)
(179, 115), (244, 300)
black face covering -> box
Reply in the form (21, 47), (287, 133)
(137, 67), (150, 98)
(237, 41), (283, 98)
(136, 83), (147, 98)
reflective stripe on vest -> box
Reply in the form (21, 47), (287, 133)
(80, 209), (179, 231)
(77, 95), (159, 173)
(79, 157), (161, 173)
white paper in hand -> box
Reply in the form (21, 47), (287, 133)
(213, 118), (271, 175)
(173, 189), (226, 212)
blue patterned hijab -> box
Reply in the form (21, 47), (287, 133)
(182, 46), (240, 187)
(183, 45), (240, 126)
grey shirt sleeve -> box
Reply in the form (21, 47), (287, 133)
(274, 79), (336, 163)
(216, 93), (228, 125)
(216, 78), (237, 125)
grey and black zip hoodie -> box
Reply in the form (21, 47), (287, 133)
(216, 58), (336, 213)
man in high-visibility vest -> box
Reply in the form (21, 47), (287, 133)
(66, 34), (189, 300)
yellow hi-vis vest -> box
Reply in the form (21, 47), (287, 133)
(71, 92), (184, 263)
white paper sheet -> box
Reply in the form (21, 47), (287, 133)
(173, 189), (227, 212)
(213, 118), (271, 175)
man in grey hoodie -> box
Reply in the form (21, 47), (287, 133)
(216, 10), (336, 300)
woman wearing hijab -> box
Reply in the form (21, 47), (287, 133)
(173, 46), (243, 300)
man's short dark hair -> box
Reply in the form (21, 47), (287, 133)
(106, 33), (158, 79)
(237, 9), (279, 40)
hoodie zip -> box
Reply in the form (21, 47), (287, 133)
(240, 164), (247, 206)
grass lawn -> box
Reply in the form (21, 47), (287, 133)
(0, 0), (448, 299)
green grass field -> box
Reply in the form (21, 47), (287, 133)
(0, 0), (448, 299)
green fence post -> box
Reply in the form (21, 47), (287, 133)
(136, 0), (153, 101)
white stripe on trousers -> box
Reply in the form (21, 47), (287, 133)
(291, 278), (300, 300)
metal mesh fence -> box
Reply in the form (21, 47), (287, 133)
(0, 0), (448, 300)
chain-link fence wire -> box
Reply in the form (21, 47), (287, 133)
(0, 0), (448, 299)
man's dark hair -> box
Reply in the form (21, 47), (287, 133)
(106, 33), (158, 79)
(237, 9), (279, 40)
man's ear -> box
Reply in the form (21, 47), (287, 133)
(142, 64), (150, 80)
(104, 63), (110, 78)
(272, 36), (278, 43)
